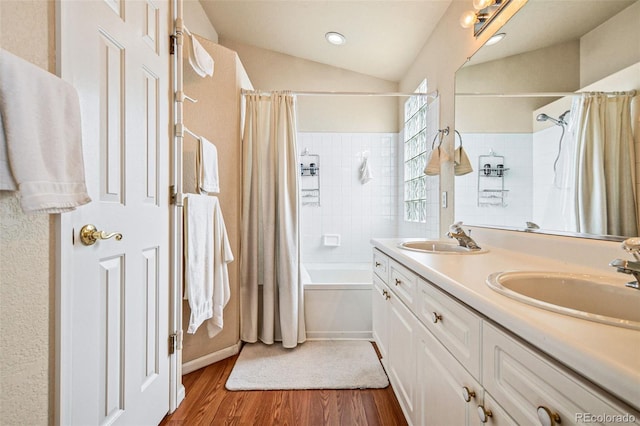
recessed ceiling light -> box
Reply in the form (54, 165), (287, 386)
(325, 32), (346, 46)
(485, 32), (506, 46)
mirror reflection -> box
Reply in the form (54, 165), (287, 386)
(454, 0), (640, 239)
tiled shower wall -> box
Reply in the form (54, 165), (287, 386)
(298, 132), (398, 263)
(454, 133), (534, 228)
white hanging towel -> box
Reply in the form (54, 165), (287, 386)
(0, 49), (91, 213)
(188, 34), (214, 78)
(0, 115), (17, 191)
(184, 194), (234, 337)
(196, 136), (220, 194)
(359, 154), (373, 184)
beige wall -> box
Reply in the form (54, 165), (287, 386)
(0, 2), (56, 425)
(455, 40), (580, 133)
(181, 39), (247, 363)
(399, 0), (528, 236)
(184, 0), (218, 42)
(580, 0), (640, 88)
(220, 38), (399, 133)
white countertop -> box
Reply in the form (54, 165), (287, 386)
(371, 237), (640, 411)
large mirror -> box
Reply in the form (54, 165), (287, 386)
(454, 0), (640, 240)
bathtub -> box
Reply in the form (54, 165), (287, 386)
(302, 263), (373, 340)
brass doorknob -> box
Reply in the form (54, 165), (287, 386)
(80, 224), (123, 246)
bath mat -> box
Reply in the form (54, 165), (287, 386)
(225, 340), (389, 390)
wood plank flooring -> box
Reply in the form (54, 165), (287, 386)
(160, 344), (407, 426)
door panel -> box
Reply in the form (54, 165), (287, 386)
(58, 0), (171, 424)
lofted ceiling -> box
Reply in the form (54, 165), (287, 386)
(468, 0), (636, 66)
(198, 0), (453, 82)
(198, 0), (636, 82)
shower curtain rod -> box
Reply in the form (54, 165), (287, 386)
(456, 90), (637, 98)
(241, 89), (439, 98)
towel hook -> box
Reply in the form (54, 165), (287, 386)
(454, 130), (463, 148)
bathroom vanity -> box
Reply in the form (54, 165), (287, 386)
(371, 237), (640, 426)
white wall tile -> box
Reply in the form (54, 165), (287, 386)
(300, 132), (399, 263)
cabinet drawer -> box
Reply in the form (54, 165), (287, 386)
(483, 323), (640, 426)
(373, 249), (389, 283)
(416, 278), (482, 380)
(389, 259), (418, 309)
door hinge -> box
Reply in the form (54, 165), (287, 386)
(169, 35), (177, 55)
(169, 330), (183, 355)
(170, 185), (183, 207)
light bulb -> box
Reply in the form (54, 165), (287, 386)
(325, 32), (346, 46)
(473, 0), (495, 10)
(485, 32), (506, 45)
(459, 10), (478, 29)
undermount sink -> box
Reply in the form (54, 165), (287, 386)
(399, 240), (488, 254)
(487, 271), (640, 330)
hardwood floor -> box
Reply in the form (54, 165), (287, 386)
(160, 345), (407, 426)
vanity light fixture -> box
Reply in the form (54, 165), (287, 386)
(325, 31), (346, 46)
(460, 0), (511, 37)
(485, 32), (506, 45)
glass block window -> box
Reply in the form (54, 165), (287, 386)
(403, 80), (428, 222)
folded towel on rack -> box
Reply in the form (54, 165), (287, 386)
(188, 34), (214, 78)
(359, 155), (373, 184)
(454, 146), (473, 176)
(184, 194), (233, 337)
(424, 147), (449, 176)
(453, 130), (473, 176)
(0, 49), (91, 213)
(196, 136), (220, 194)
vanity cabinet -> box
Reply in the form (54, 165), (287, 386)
(483, 323), (640, 426)
(371, 248), (640, 426)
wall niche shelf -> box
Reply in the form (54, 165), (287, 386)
(477, 153), (509, 207)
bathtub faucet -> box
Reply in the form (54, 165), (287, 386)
(447, 222), (481, 250)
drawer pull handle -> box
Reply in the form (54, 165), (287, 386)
(382, 289), (390, 300)
(462, 386), (476, 402)
(375, 261), (381, 267)
(432, 312), (443, 323)
(477, 405), (493, 423)
(537, 406), (561, 426)
(395, 278), (401, 286)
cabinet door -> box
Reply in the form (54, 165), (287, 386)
(388, 293), (417, 424)
(416, 278), (482, 380)
(483, 323), (640, 426)
(416, 321), (482, 426)
(372, 275), (389, 363)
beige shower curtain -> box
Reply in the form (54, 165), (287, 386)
(240, 91), (306, 348)
(572, 92), (638, 236)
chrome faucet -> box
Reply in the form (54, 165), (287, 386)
(609, 237), (640, 289)
(447, 222), (481, 250)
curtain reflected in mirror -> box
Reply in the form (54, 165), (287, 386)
(551, 92), (637, 236)
(454, 0), (639, 240)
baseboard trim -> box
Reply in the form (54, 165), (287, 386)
(182, 341), (242, 375)
(305, 331), (373, 340)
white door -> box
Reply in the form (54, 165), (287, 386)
(56, 0), (171, 424)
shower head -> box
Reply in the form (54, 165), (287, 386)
(536, 113), (564, 126)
